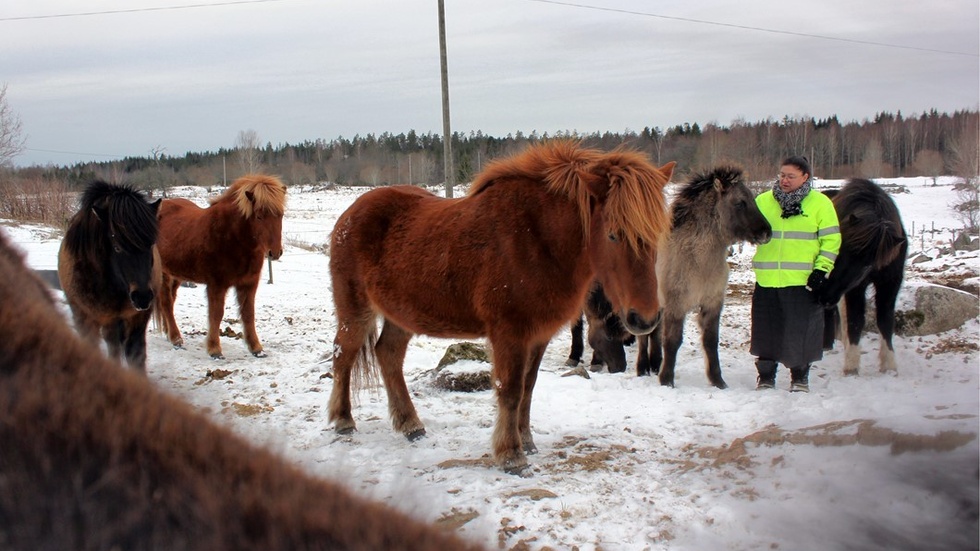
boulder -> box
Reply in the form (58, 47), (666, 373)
(857, 282), (979, 336)
(428, 342), (492, 392)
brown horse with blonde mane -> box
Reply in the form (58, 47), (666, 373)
(0, 228), (485, 550)
(156, 174), (286, 359)
(328, 141), (673, 473)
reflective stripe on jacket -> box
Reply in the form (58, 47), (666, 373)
(752, 189), (841, 288)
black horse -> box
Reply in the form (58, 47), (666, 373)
(816, 178), (907, 375)
(58, 181), (161, 371)
(569, 165), (771, 387)
(566, 281), (636, 373)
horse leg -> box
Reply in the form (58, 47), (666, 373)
(235, 281), (264, 357)
(657, 311), (686, 387)
(841, 286), (868, 376)
(123, 311), (152, 373)
(698, 302), (727, 389)
(517, 343), (547, 456)
(375, 319), (424, 440)
(637, 321), (663, 376)
(103, 319), (125, 363)
(205, 285), (229, 359)
(489, 338), (532, 473)
(327, 311), (374, 435)
(872, 279), (901, 373)
(566, 313), (584, 366)
(158, 274), (184, 348)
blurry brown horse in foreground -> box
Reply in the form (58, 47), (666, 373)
(156, 175), (286, 359)
(328, 141), (673, 473)
(0, 228), (485, 551)
(58, 180), (161, 372)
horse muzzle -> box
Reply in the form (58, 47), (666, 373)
(268, 249), (283, 261)
(623, 309), (662, 336)
(130, 288), (154, 311)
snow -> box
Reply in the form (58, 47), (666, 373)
(3, 175), (978, 551)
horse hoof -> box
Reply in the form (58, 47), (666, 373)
(405, 428), (426, 442)
(502, 462), (531, 477)
(252, 350), (267, 358)
(335, 426), (356, 436)
(659, 379), (675, 388)
(713, 380), (729, 390)
(210, 353), (225, 360)
(843, 368), (859, 377)
(564, 358), (581, 367)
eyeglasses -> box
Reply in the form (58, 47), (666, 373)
(777, 172), (803, 181)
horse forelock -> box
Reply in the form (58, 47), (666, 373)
(215, 175), (287, 218)
(70, 181), (158, 255)
(594, 149), (671, 253)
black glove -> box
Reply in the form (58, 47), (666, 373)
(805, 269), (828, 293)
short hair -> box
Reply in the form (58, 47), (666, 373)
(781, 155), (811, 178)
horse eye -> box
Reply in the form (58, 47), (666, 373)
(113, 244), (123, 253)
(608, 233), (618, 242)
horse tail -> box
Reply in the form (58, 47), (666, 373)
(349, 318), (380, 397)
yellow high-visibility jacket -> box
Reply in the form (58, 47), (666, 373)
(752, 189), (841, 288)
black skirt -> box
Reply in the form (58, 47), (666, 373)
(750, 284), (825, 367)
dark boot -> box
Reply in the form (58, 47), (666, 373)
(756, 359), (777, 390)
(790, 365), (810, 393)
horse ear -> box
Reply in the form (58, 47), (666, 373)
(91, 206), (106, 223)
(149, 198), (162, 214)
(713, 177), (724, 192)
(659, 161), (676, 182)
(245, 190), (256, 204)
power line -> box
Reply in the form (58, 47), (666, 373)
(0, 0), (290, 22)
(529, 0), (979, 58)
(25, 147), (122, 158)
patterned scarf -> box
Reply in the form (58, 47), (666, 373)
(772, 178), (812, 218)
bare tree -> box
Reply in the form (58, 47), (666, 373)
(0, 83), (27, 167)
(235, 129), (261, 175)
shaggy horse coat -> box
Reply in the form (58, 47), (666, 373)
(816, 178), (908, 375)
(328, 141), (672, 473)
(58, 181), (161, 372)
(0, 228), (485, 551)
(156, 174), (286, 359)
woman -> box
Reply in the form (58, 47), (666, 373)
(751, 156), (841, 392)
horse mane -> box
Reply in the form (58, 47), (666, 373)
(670, 165), (744, 228)
(836, 178), (907, 268)
(65, 180), (158, 257)
(468, 141), (670, 253)
(212, 174), (287, 218)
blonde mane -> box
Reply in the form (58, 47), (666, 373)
(212, 174), (287, 218)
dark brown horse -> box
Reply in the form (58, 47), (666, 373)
(156, 174), (286, 359)
(328, 141), (673, 473)
(816, 178), (908, 375)
(58, 180), (161, 372)
(568, 166), (771, 388)
(0, 228), (486, 551)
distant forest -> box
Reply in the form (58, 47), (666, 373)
(11, 109), (980, 193)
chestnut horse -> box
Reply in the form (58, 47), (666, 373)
(816, 178), (908, 375)
(0, 229), (485, 551)
(328, 141), (673, 473)
(156, 175), (286, 359)
(58, 180), (161, 372)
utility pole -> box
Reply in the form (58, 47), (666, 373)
(438, 0), (454, 198)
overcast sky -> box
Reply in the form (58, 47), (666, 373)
(2, 0), (978, 167)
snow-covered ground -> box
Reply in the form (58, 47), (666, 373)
(4, 175), (978, 551)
